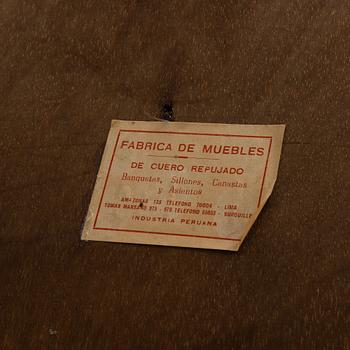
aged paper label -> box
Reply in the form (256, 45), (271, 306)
(82, 120), (285, 251)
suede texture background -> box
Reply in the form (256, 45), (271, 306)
(1, 1), (349, 349)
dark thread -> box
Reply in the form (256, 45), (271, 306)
(159, 103), (175, 121)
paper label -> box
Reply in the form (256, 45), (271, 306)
(82, 120), (285, 251)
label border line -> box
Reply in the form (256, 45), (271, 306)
(93, 129), (273, 242)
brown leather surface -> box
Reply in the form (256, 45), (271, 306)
(1, 1), (349, 349)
